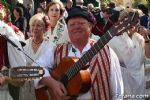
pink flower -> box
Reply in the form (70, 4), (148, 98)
(0, 3), (4, 9)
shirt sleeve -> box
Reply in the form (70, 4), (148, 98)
(109, 47), (124, 100)
(32, 46), (55, 89)
(8, 37), (26, 67)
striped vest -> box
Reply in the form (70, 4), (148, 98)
(54, 41), (110, 100)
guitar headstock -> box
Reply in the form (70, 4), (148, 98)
(109, 9), (139, 36)
(2, 66), (45, 80)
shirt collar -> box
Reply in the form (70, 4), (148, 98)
(71, 40), (91, 54)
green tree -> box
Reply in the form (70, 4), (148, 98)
(132, 0), (147, 8)
(0, 0), (11, 9)
(132, 0), (150, 13)
(84, 0), (99, 7)
(146, 0), (150, 11)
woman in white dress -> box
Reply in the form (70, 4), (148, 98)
(24, 13), (55, 66)
(20, 13), (55, 100)
(45, 1), (69, 44)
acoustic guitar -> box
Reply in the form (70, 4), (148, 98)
(36, 10), (139, 100)
(0, 66), (44, 80)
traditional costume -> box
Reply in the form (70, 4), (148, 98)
(45, 20), (69, 44)
(19, 38), (55, 100)
(108, 32), (145, 98)
(24, 38), (55, 66)
(0, 20), (26, 100)
(34, 40), (124, 100)
(34, 6), (123, 100)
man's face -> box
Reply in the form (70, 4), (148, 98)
(67, 17), (92, 43)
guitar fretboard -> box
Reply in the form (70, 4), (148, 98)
(65, 31), (114, 81)
(0, 66), (44, 80)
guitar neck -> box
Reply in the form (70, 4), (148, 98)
(0, 66), (45, 80)
(65, 31), (114, 81)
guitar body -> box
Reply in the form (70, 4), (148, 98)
(35, 87), (49, 100)
(36, 57), (91, 100)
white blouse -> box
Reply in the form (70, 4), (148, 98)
(45, 20), (69, 44)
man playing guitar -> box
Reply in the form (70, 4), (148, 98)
(33, 5), (143, 100)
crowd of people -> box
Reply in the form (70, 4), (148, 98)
(0, 0), (150, 100)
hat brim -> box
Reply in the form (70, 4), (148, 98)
(66, 14), (90, 23)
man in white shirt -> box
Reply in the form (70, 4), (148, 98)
(34, 6), (124, 100)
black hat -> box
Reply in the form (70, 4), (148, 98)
(66, 6), (93, 23)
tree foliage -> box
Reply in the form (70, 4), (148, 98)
(132, 0), (148, 9)
(0, 0), (11, 9)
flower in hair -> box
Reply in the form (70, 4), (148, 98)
(3, 16), (8, 22)
(0, 3), (4, 10)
